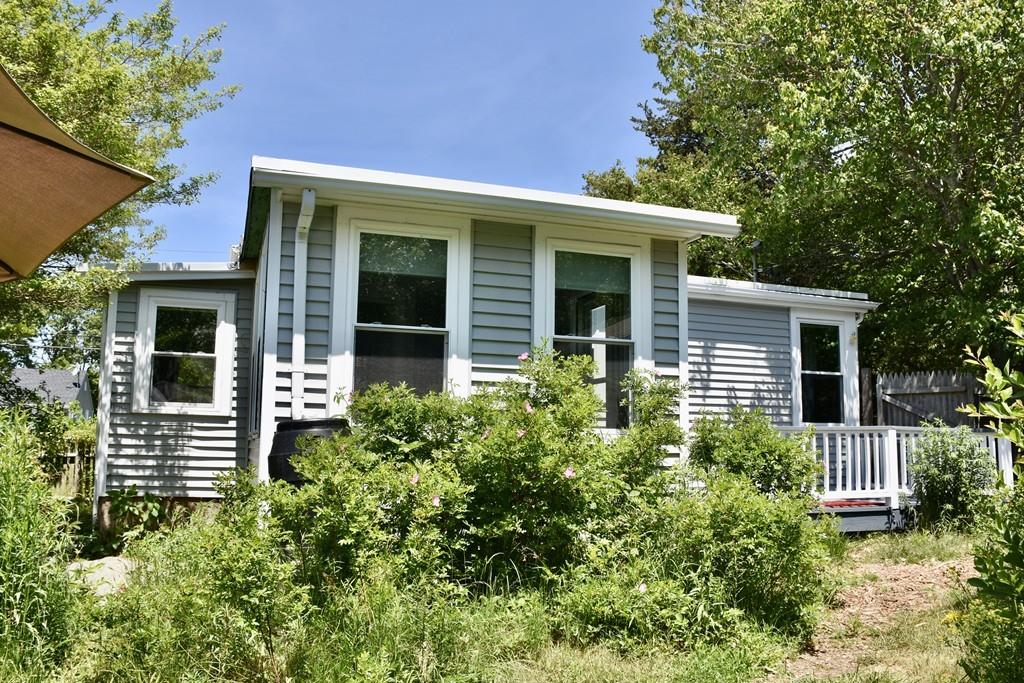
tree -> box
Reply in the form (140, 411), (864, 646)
(589, 0), (1024, 370)
(0, 0), (236, 370)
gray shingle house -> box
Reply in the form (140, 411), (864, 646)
(98, 157), (947, 520)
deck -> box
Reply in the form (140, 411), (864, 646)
(779, 426), (1015, 531)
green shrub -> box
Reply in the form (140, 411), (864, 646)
(910, 422), (997, 530)
(277, 347), (686, 591)
(653, 474), (835, 636)
(688, 406), (819, 495)
(0, 410), (81, 672)
(84, 474), (306, 681)
(957, 484), (1024, 682)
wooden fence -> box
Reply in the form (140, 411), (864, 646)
(865, 370), (979, 427)
(55, 441), (95, 501)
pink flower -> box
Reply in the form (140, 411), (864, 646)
(523, 400), (534, 414)
(563, 466), (576, 479)
(654, 369), (662, 377)
(638, 582), (647, 593)
(516, 428), (527, 439)
(410, 472), (419, 486)
(481, 427), (492, 440)
(431, 495), (440, 507)
(517, 352), (530, 361)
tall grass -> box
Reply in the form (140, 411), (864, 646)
(0, 410), (81, 672)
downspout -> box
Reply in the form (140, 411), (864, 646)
(291, 188), (316, 419)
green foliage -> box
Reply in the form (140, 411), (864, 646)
(102, 485), (166, 552)
(0, 410), (81, 671)
(279, 347), (686, 592)
(689, 406), (820, 496)
(83, 474), (306, 681)
(287, 578), (548, 682)
(909, 422), (997, 530)
(963, 311), (1024, 447)
(0, 380), (95, 481)
(957, 484), (1024, 682)
(590, 0), (1024, 370)
(0, 0), (237, 369)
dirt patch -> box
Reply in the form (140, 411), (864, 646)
(777, 557), (975, 680)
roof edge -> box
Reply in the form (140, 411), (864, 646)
(688, 275), (879, 312)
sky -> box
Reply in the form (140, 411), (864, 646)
(139, 1), (664, 262)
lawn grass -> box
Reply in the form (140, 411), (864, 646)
(847, 530), (976, 565)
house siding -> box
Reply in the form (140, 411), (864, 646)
(471, 221), (533, 376)
(275, 203), (335, 419)
(688, 300), (792, 425)
(104, 280), (254, 497)
(651, 239), (680, 374)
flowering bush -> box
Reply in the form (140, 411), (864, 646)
(910, 422), (997, 530)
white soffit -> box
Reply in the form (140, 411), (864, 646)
(250, 156), (740, 239)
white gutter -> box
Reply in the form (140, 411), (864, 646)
(291, 188), (316, 419)
(250, 156), (740, 239)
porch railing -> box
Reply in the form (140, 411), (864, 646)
(778, 426), (1015, 508)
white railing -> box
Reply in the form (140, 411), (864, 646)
(778, 426), (1015, 508)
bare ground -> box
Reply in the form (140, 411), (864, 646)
(773, 547), (976, 681)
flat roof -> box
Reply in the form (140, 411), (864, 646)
(243, 156), (741, 258)
(688, 275), (878, 312)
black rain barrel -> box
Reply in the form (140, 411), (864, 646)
(268, 418), (349, 485)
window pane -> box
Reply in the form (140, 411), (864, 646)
(802, 374), (843, 423)
(154, 307), (217, 353)
(354, 329), (445, 395)
(151, 354), (215, 404)
(555, 251), (631, 339)
(553, 340), (631, 429)
(800, 324), (841, 372)
(357, 233), (447, 327)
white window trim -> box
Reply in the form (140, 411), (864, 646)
(790, 308), (859, 427)
(132, 288), (236, 416)
(334, 215), (472, 406)
(533, 225), (653, 369)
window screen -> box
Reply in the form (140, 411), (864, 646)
(150, 306), (218, 405)
(553, 250), (633, 427)
(800, 323), (843, 423)
(354, 232), (449, 394)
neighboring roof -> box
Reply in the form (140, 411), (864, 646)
(123, 262), (256, 282)
(0, 64), (153, 282)
(12, 367), (88, 408)
(688, 275), (879, 313)
(242, 156), (741, 259)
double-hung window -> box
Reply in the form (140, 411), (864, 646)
(552, 249), (634, 428)
(353, 230), (450, 395)
(798, 322), (844, 423)
(133, 290), (235, 415)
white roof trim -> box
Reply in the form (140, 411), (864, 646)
(250, 156), (740, 238)
(688, 275), (878, 312)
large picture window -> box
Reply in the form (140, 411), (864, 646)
(133, 290), (235, 415)
(552, 249), (633, 428)
(353, 231), (449, 394)
(799, 322), (844, 423)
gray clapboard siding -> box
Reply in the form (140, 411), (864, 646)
(105, 280), (254, 497)
(688, 300), (792, 425)
(275, 203), (335, 418)
(651, 239), (679, 371)
(471, 221), (532, 368)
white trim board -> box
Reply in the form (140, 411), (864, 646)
(92, 289), (118, 516)
(251, 156), (739, 239)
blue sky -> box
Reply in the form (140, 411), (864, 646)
(142, 1), (662, 261)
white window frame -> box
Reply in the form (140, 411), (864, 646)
(533, 225), (654, 429)
(339, 217), (470, 400)
(790, 308), (859, 426)
(133, 288), (236, 416)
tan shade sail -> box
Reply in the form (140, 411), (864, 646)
(0, 64), (152, 282)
